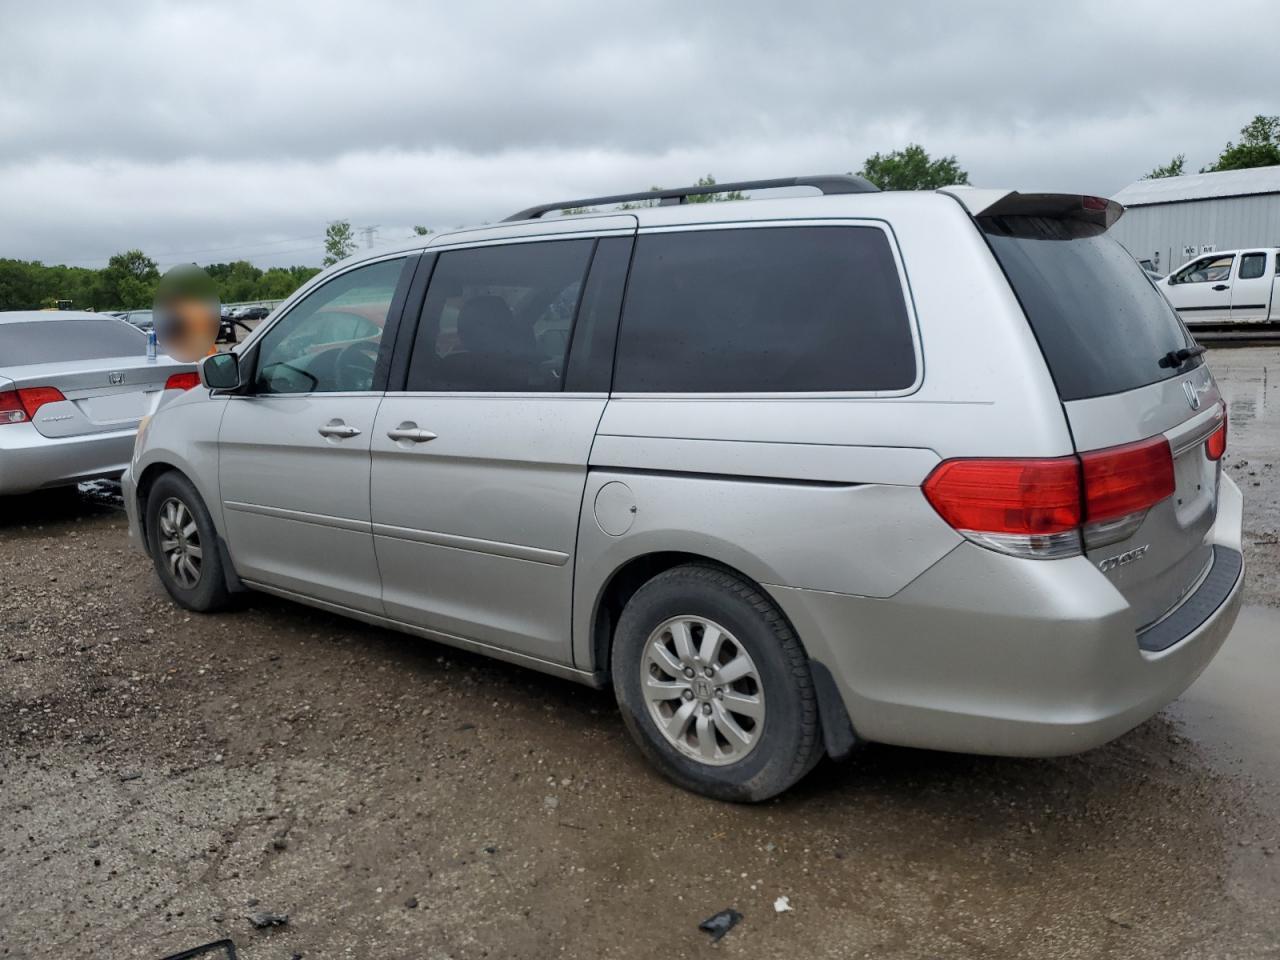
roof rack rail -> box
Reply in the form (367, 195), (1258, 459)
(502, 174), (879, 222)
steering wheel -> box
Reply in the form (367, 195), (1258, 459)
(335, 340), (379, 391)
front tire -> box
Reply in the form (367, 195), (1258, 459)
(612, 564), (822, 802)
(145, 472), (232, 612)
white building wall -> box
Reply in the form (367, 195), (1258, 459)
(1109, 192), (1280, 275)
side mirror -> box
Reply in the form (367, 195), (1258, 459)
(200, 352), (241, 391)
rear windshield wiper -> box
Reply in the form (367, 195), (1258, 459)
(1158, 345), (1206, 369)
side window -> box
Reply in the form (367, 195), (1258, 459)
(1172, 254), (1234, 284)
(254, 258), (405, 394)
(1239, 252), (1266, 280)
(564, 236), (633, 392)
(614, 226), (916, 393)
(405, 239), (594, 392)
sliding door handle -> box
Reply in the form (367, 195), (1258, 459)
(386, 421), (437, 443)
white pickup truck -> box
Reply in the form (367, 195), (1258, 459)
(1158, 247), (1280, 325)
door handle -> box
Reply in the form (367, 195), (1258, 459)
(386, 421), (437, 443)
(318, 419), (361, 439)
(1212, 283), (1230, 291)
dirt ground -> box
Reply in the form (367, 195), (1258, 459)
(2, 347), (1277, 960)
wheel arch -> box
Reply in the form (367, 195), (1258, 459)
(135, 459), (245, 595)
(588, 550), (859, 763)
(134, 461), (181, 554)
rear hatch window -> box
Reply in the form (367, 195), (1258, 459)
(0, 319), (145, 366)
(982, 211), (1226, 633)
(981, 216), (1198, 401)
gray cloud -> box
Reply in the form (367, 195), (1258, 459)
(1, 0), (1275, 268)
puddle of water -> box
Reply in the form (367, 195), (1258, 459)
(1169, 605), (1280, 784)
(1209, 346), (1274, 445)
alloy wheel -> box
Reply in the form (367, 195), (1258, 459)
(641, 616), (765, 766)
(157, 497), (202, 588)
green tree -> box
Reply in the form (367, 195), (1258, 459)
(1144, 154), (1186, 179)
(323, 220), (357, 266)
(1203, 115), (1280, 172)
(101, 249), (160, 308)
(0, 254), (320, 311)
(857, 144), (969, 191)
(0, 258), (43, 309)
(412, 225), (433, 236)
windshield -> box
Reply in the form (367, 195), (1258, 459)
(0, 319), (146, 366)
(982, 215), (1198, 401)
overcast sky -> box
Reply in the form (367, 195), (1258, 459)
(2, 0), (1276, 270)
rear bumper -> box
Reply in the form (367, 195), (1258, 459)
(769, 474), (1246, 757)
(0, 423), (135, 496)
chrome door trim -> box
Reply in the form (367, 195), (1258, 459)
(374, 391), (608, 400)
(224, 499), (372, 534)
(241, 579), (601, 686)
(370, 521), (570, 566)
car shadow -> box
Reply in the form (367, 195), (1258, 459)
(0, 482), (124, 534)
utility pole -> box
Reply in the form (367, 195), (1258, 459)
(360, 225), (380, 248)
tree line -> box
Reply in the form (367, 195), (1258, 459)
(0, 250), (321, 312)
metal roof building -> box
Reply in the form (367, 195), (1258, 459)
(1109, 166), (1280, 275)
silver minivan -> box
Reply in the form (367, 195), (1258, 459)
(123, 176), (1244, 801)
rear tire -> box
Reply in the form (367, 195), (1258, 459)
(611, 564), (822, 802)
(145, 472), (232, 612)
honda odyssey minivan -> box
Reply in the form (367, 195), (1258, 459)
(123, 175), (1243, 801)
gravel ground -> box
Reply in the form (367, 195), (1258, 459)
(1, 347), (1277, 959)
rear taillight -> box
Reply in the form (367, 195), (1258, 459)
(1205, 405), (1227, 461)
(923, 434), (1176, 559)
(0, 386), (67, 425)
(1080, 435), (1175, 549)
(164, 372), (200, 391)
(922, 457), (1083, 559)
(1081, 436), (1175, 522)
(0, 389), (24, 424)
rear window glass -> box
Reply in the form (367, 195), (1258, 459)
(982, 217), (1197, 401)
(0, 319), (145, 366)
(614, 226), (916, 393)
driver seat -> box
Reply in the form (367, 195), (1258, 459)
(435, 295), (538, 390)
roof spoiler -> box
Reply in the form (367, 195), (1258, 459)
(939, 187), (1124, 230)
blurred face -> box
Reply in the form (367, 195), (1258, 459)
(156, 294), (219, 361)
(154, 265), (220, 361)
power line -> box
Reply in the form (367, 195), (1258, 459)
(39, 232), (327, 268)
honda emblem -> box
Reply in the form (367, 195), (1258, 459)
(108, 371), (125, 385)
(1182, 380), (1200, 410)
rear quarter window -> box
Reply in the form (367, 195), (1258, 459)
(981, 216), (1198, 402)
(613, 226), (916, 393)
